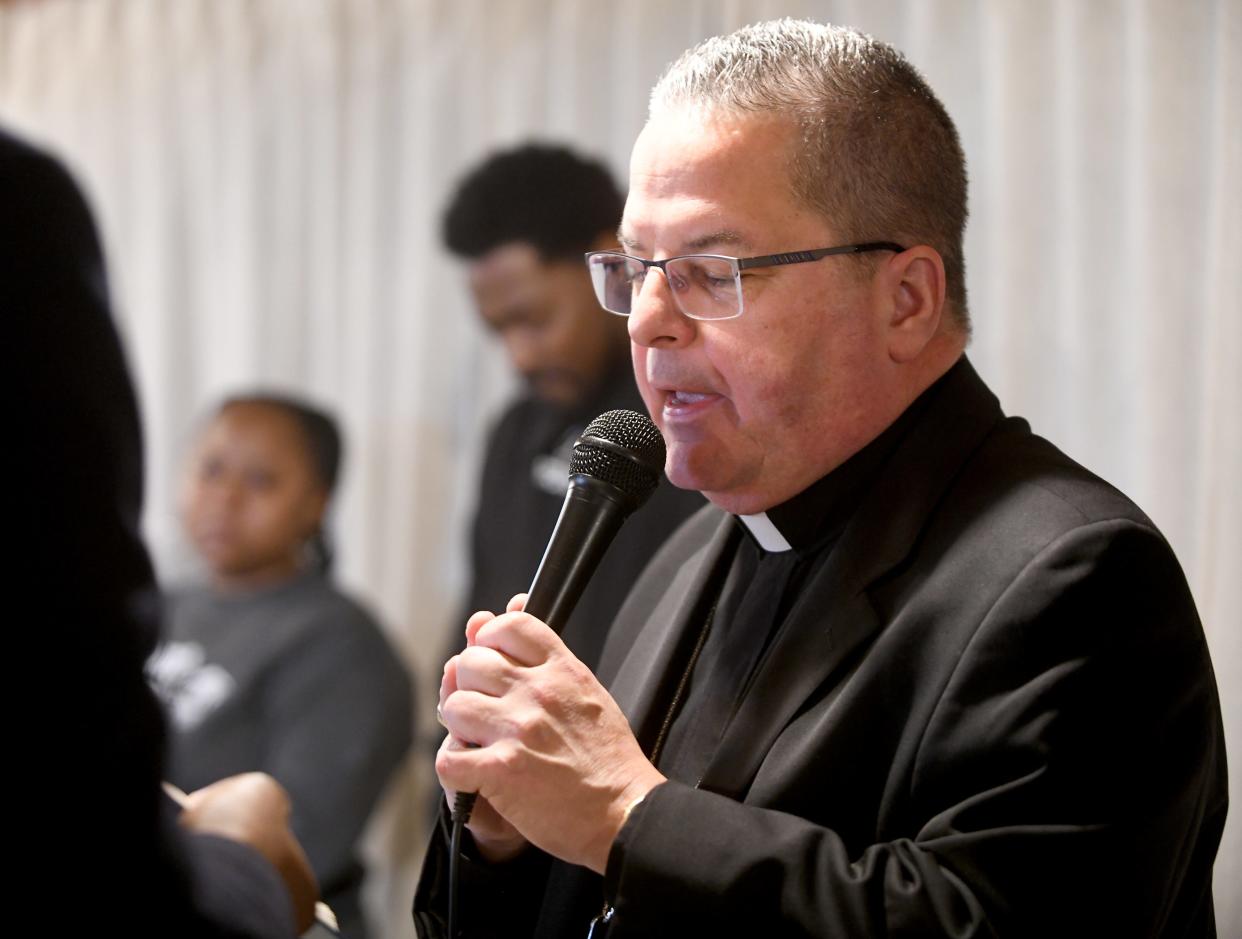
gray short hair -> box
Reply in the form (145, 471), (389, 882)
(651, 19), (970, 331)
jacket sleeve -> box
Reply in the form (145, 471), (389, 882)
(413, 802), (553, 939)
(603, 519), (1226, 937)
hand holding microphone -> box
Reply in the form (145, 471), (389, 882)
(435, 410), (670, 873)
(435, 599), (532, 864)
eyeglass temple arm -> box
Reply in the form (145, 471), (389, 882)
(737, 242), (906, 271)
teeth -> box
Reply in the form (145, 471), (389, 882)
(670, 391), (712, 404)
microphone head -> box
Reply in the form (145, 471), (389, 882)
(570, 409), (666, 508)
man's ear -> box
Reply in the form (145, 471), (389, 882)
(881, 246), (947, 363)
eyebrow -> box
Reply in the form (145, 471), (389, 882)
(616, 227), (754, 256)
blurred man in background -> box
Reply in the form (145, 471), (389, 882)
(440, 143), (702, 671)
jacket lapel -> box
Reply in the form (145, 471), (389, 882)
(701, 358), (1005, 800)
(607, 512), (737, 745)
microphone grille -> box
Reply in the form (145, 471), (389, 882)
(570, 409), (666, 504)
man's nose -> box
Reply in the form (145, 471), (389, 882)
(627, 269), (694, 348)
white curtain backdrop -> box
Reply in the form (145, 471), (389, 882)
(2, 1), (1237, 936)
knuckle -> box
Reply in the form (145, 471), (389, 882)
(435, 744), (460, 782)
(479, 617), (501, 641)
(510, 707), (556, 752)
(528, 662), (572, 712)
(446, 688), (471, 715)
(511, 709), (539, 741)
(526, 677), (552, 709)
(490, 739), (523, 775)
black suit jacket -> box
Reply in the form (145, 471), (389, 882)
(417, 358), (1226, 937)
(4, 127), (296, 938)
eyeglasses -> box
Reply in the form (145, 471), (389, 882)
(584, 241), (905, 321)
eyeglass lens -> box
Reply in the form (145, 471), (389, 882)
(589, 254), (741, 320)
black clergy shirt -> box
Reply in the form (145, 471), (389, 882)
(652, 372), (941, 787)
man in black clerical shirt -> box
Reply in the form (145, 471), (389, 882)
(418, 21), (1226, 938)
(440, 144), (702, 672)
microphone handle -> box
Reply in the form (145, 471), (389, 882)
(452, 475), (633, 826)
(523, 475), (633, 633)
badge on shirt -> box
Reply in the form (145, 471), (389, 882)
(147, 641), (236, 730)
(530, 425), (581, 496)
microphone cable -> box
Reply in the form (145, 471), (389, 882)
(448, 791), (474, 939)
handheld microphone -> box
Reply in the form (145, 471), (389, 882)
(523, 408), (667, 632)
(448, 408), (665, 851)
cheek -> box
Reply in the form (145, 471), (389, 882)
(238, 495), (295, 540)
(179, 480), (215, 530)
(762, 304), (846, 387)
(708, 335), (783, 421)
(630, 347), (661, 421)
(178, 484), (199, 523)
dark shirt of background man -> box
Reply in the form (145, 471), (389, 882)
(440, 143), (702, 671)
(4, 127), (298, 937)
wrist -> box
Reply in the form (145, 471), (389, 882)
(590, 774), (665, 875)
(621, 791), (647, 825)
(471, 829), (529, 864)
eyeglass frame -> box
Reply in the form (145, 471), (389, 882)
(584, 241), (906, 321)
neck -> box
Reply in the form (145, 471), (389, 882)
(210, 559), (307, 594)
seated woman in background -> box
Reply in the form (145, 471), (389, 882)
(149, 393), (413, 939)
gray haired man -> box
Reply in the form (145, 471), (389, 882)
(417, 20), (1226, 938)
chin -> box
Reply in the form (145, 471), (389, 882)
(666, 448), (733, 503)
(663, 448), (702, 493)
(667, 444), (774, 515)
(697, 489), (770, 516)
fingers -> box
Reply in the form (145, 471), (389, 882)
(438, 656), (458, 718)
(436, 734), (490, 816)
(440, 688), (525, 748)
(440, 639), (525, 712)
(436, 738), (529, 862)
(435, 731), (489, 800)
(455, 644), (522, 696)
(441, 608), (496, 721)
(182, 772), (291, 829)
(461, 598), (561, 666)
(472, 610), (564, 667)
(440, 605), (562, 747)
(464, 608), (496, 647)
(179, 773), (320, 931)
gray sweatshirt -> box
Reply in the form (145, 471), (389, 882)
(149, 570), (414, 939)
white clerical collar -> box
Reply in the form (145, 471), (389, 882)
(736, 512), (794, 553)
